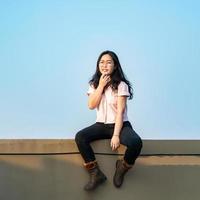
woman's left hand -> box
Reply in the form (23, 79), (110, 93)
(110, 135), (120, 151)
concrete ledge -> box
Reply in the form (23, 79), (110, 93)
(0, 139), (200, 154)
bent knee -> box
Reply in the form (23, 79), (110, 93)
(129, 137), (143, 151)
(75, 131), (84, 144)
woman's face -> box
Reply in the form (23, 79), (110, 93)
(98, 54), (115, 75)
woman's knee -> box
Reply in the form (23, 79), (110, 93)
(128, 136), (143, 151)
(75, 130), (85, 144)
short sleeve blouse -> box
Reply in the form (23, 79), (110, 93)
(87, 81), (130, 124)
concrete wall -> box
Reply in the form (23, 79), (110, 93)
(1, 139), (200, 154)
(0, 140), (200, 200)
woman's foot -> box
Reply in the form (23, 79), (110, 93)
(113, 159), (132, 188)
(84, 161), (107, 191)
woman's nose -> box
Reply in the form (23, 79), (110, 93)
(102, 64), (107, 68)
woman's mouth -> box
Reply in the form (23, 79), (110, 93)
(102, 69), (109, 73)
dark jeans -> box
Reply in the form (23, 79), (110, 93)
(75, 121), (143, 165)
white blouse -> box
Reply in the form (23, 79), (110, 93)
(87, 81), (130, 124)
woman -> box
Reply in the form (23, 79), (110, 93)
(75, 50), (143, 191)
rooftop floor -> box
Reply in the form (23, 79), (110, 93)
(0, 139), (200, 200)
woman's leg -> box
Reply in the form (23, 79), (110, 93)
(75, 123), (111, 163)
(120, 122), (143, 165)
(113, 121), (143, 188)
(75, 123), (112, 191)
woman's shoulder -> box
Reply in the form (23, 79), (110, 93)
(88, 82), (97, 89)
(118, 81), (128, 88)
(117, 81), (130, 96)
(87, 83), (96, 95)
(89, 83), (95, 88)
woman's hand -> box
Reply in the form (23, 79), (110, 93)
(99, 74), (111, 88)
(110, 135), (120, 151)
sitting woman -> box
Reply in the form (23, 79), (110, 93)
(75, 50), (143, 191)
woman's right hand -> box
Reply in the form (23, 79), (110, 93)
(99, 74), (111, 88)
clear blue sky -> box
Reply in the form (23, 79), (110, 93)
(0, 0), (199, 139)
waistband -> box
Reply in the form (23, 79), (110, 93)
(95, 121), (131, 128)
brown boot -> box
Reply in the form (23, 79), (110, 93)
(113, 159), (133, 188)
(84, 160), (107, 191)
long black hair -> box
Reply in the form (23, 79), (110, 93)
(89, 50), (133, 99)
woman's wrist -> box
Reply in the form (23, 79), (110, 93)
(113, 134), (119, 137)
(97, 84), (104, 91)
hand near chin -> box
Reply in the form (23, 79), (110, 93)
(99, 74), (111, 88)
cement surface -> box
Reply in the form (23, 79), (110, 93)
(0, 140), (200, 200)
(0, 139), (200, 154)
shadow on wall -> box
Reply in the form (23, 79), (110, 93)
(0, 154), (200, 200)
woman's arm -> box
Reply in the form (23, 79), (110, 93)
(88, 74), (111, 109)
(110, 96), (127, 151)
(88, 85), (104, 109)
